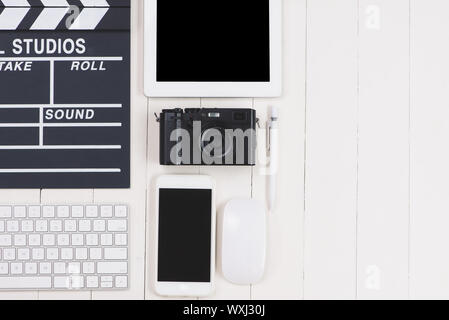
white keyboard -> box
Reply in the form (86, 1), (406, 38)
(0, 204), (128, 290)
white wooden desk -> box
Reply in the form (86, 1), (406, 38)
(1, 0), (449, 300)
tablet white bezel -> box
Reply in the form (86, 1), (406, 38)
(144, 0), (282, 98)
(154, 175), (216, 297)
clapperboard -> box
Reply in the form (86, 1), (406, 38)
(0, 0), (130, 188)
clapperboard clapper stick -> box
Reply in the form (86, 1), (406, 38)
(0, 0), (131, 188)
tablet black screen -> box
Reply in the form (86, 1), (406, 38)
(157, 0), (270, 82)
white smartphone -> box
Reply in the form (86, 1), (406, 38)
(155, 175), (216, 297)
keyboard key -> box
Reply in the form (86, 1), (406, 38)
(3, 249), (15, 260)
(35, 220), (48, 232)
(0, 221), (4, 232)
(86, 234), (99, 246)
(0, 263), (8, 275)
(100, 205), (113, 218)
(32, 248), (44, 260)
(64, 220), (77, 232)
(115, 276), (128, 288)
(86, 276), (99, 288)
(104, 248), (127, 260)
(25, 263), (37, 275)
(54, 277), (70, 289)
(83, 262), (95, 274)
(61, 248), (73, 260)
(14, 234), (26, 246)
(97, 262), (127, 274)
(11, 263), (23, 274)
(101, 234), (113, 246)
(28, 206), (41, 218)
(71, 275), (84, 289)
(68, 262), (80, 274)
(107, 220), (127, 232)
(79, 220), (91, 232)
(57, 206), (70, 218)
(93, 220), (106, 232)
(115, 234), (127, 246)
(90, 248), (102, 260)
(29, 234), (41, 246)
(0, 235), (12, 246)
(114, 205), (128, 217)
(75, 248), (88, 260)
(43, 234), (55, 246)
(39, 262), (51, 274)
(86, 206), (98, 218)
(101, 276), (113, 282)
(72, 234), (84, 246)
(17, 248), (30, 260)
(101, 281), (113, 288)
(54, 262), (66, 274)
(50, 220), (63, 232)
(57, 234), (69, 246)
(0, 206), (12, 218)
(71, 206), (84, 218)
(46, 248), (59, 260)
(42, 206), (55, 218)
(7, 220), (19, 232)
(0, 277), (51, 289)
(21, 220), (33, 232)
(14, 206), (26, 218)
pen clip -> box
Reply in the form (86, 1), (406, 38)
(266, 121), (271, 153)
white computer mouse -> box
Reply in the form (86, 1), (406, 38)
(221, 198), (266, 285)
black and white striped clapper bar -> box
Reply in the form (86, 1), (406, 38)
(0, 0), (130, 30)
(0, 0), (131, 188)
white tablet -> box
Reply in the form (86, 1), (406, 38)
(144, 0), (282, 98)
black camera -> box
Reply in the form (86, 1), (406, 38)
(159, 108), (257, 166)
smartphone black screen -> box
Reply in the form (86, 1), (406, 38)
(156, 0), (271, 82)
(158, 188), (212, 282)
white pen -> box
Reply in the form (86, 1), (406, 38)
(267, 106), (279, 212)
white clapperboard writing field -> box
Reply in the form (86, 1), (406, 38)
(0, 0), (130, 188)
